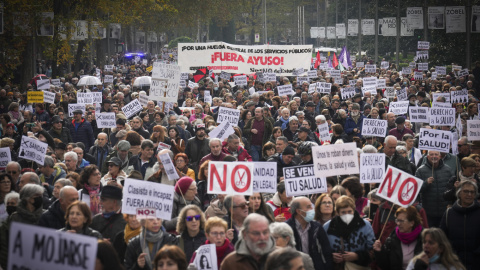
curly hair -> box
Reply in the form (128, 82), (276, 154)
(79, 165), (100, 186)
(176, 205), (205, 234)
(174, 153), (189, 165)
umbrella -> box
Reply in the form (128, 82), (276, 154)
(133, 76), (152, 87)
(77, 76), (102, 86)
(193, 68), (209, 83)
(30, 74), (48, 85)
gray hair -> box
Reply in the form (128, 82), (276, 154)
(396, 145), (407, 153)
(269, 222), (296, 247)
(456, 180), (479, 199)
(227, 134), (239, 143)
(288, 116), (298, 122)
(59, 186), (77, 200)
(22, 172), (40, 185)
(20, 184), (44, 202)
(338, 109), (346, 116)
(141, 139), (154, 149)
(315, 115), (326, 123)
(43, 156), (55, 168)
(4, 191), (19, 205)
(64, 151), (78, 162)
(276, 136), (288, 144)
(357, 148), (364, 155)
(384, 135), (398, 146)
(132, 116), (143, 123)
(362, 145), (377, 153)
(168, 114), (178, 120)
(242, 213), (269, 233)
(251, 92), (259, 99)
(295, 111), (305, 117)
(55, 178), (73, 188)
(209, 138), (222, 147)
(176, 119), (184, 126)
(264, 247), (302, 270)
(6, 161), (21, 172)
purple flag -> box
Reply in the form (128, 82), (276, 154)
(328, 56), (333, 68)
(346, 49), (352, 68)
(339, 46), (346, 63)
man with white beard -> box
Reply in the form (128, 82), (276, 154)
(220, 213), (276, 269)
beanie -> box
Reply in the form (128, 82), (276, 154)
(175, 176), (194, 195)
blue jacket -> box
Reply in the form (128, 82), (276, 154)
(344, 115), (365, 139)
(68, 118), (94, 151)
(286, 217), (333, 270)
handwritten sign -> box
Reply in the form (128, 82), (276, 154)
(95, 112), (116, 128)
(312, 142), (359, 177)
(122, 99), (143, 119)
(217, 107), (240, 127)
(418, 128), (451, 153)
(429, 108), (455, 126)
(43, 91), (56, 104)
(207, 162), (254, 195)
(28, 91), (44, 103)
(0, 147), (12, 168)
(467, 120), (480, 141)
(253, 162), (277, 193)
(389, 101), (409, 115)
(18, 136), (48, 166)
(318, 123), (331, 142)
(362, 119), (387, 137)
(377, 166), (424, 207)
(284, 165), (327, 196)
(77, 92), (102, 104)
(409, 107), (429, 123)
(360, 153), (386, 183)
(150, 63), (181, 102)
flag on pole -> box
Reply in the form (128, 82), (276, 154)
(314, 51), (321, 69)
(332, 53), (339, 69)
(328, 56), (333, 69)
(338, 61), (345, 72)
(346, 49), (353, 68)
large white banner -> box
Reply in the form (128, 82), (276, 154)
(445, 6), (466, 33)
(428, 7), (445, 29)
(312, 142), (359, 178)
(178, 42), (313, 76)
(318, 27), (326, 38)
(407, 7), (424, 29)
(362, 19), (375, 35)
(348, 19), (359, 36)
(401, 17), (414, 36)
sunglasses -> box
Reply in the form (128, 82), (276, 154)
(186, 215), (201, 222)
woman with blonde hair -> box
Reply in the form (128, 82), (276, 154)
(176, 205), (206, 262)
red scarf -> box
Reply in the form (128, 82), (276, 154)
(206, 238), (233, 267)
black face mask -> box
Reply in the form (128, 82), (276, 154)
(33, 196), (43, 209)
(6, 205), (17, 216)
(369, 204), (379, 217)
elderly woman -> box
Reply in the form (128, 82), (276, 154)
(324, 195), (375, 269)
(77, 165), (103, 216)
(373, 206), (424, 270)
(168, 126), (185, 156)
(341, 176), (368, 216)
(176, 205), (206, 262)
(8, 183), (45, 225)
(174, 153), (195, 179)
(190, 217), (234, 268)
(270, 222), (315, 270)
(189, 104), (206, 123)
(314, 194), (335, 226)
(113, 214), (142, 264)
(50, 178), (73, 203)
(100, 157), (127, 186)
(443, 157), (480, 204)
(125, 217), (178, 270)
(406, 228), (465, 270)
(283, 116), (299, 141)
(58, 201), (102, 238)
(7, 102), (24, 126)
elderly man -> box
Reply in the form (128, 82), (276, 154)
(383, 135), (414, 174)
(185, 124), (210, 169)
(200, 138), (227, 165)
(38, 156), (66, 196)
(440, 180), (480, 270)
(6, 161), (21, 190)
(102, 140), (132, 175)
(244, 107), (273, 161)
(386, 112), (397, 134)
(68, 109), (94, 151)
(223, 195), (249, 245)
(91, 185), (126, 240)
(457, 136), (472, 162)
(64, 151), (81, 173)
(48, 116), (72, 144)
(89, 133), (112, 168)
(274, 108), (291, 130)
(38, 186), (78, 229)
(221, 213), (277, 269)
(73, 147), (90, 169)
(416, 150), (453, 227)
(222, 134), (252, 161)
(388, 116), (414, 141)
(125, 139), (156, 180)
(286, 197), (333, 270)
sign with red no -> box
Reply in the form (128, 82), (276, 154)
(377, 166), (424, 207)
(207, 162), (254, 195)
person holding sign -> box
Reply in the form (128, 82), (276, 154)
(323, 196), (375, 269)
(58, 200), (102, 239)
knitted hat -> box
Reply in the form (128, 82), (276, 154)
(175, 176), (194, 195)
(101, 185), (122, 200)
(282, 146), (295, 156)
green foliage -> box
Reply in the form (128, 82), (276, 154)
(168, 36), (194, 48)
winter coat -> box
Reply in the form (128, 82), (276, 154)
(185, 137), (210, 169)
(374, 228), (423, 270)
(222, 143), (252, 162)
(282, 126), (297, 142)
(344, 115), (365, 139)
(386, 151), (416, 175)
(68, 118), (95, 151)
(101, 149), (132, 175)
(48, 127), (72, 144)
(416, 160), (453, 218)
(267, 153), (297, 181)
(38, 199), (66, 230)
(89, 143), (112, 168)
(125, 231), (178, 270)
(100, 170), (127, 186)
(440, 201), (480, 270)
(163, 193), (202, 232)
(90, 212), (126, 241)
(40, 166), (67, 196)
(220, 235), (277, 270)
(243, 117), (273, 146)
(177, 230), (207, 262)
(35, 110), (51, 130)
(58, 225), (102, 239)
(205, 198), (228, 219)
(443, 174), (480, 204)
(286, 217), (333, 270)
(124, 154), (157, 180)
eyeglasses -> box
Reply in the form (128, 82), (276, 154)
(321, 201), (333, 205)
(462, 190), (475, 195)
(176, 159), (185, 163)
(209, 232), (225, 237)
(233, 203), (249, 209)
(186, 215), (201, 222)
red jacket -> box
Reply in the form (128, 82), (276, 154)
(221, 142), (252, 161)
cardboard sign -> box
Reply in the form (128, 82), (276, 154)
(207, 162), (254, 195)
(122, 99), (143, 119)
(136, 208), (157, 220)
(234, 75), (248, 86)
(389, 101), (409, 115)
(122, 178), (175, 220)
(360, 153), (386, 183)
(318, 123), (331, 142)
(253, 162), (277, 193)
(429, 108), (455, 126)
(159, 153), (179, 181)
(77, 92), (102, 104)
(0, 147), (12, 168)
(362, 119), (387, 137)
(297, 77), (309, 85)
(277, 84), (294, 96)
(284, 165), (327, 196)
(68, 104), (85, 117)
(28, 91), (44, 103)
(409, 107), (429, 123)
(208, 121), (234, 140)
(150, 62), (181, 102)
(95, 112), (116, 128)
(377, 166), (424, 207)
(312, 142), (359, 178)
(341, 87), (355, 99)
(418, 128), (451, 153)
(18, 136), (48, 165)
(8, 222), (97, 270)
(467, 120), (480, 141)
(43, 91), (56, 104)
(217, 107), (240, 127)
(193, 244), (218, 270)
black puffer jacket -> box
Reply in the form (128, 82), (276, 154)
(125, 232), (178, 270)
(374, 228), (423, 270)
(177, 230), (206, 262)
(90, 212), (126, 240)
(58, 225), (103, 239)
(38, 199), (65, 230)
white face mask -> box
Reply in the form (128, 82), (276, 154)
(340, 214), (354, 225)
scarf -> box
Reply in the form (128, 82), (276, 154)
(206, 238), (233, 267)
(84, 183), (100, 215)
(179, 165), (189, 176)
(140, 228), (164, 268)
(36, 109), (45, 115)
(396, 225), (422, 245)
(280, 117), (289, 130)
(351, 114), (361, 125)
(124, 224), (142, 244)
(459, 171), (474, 182)
(15, 201), (43, 224)
(327, 211), (366, 240)
(10, 111), (19, 119)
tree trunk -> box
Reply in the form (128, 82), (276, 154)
(73, 40), (86, 76)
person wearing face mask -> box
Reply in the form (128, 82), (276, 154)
(0, 191), (19, 269)
(286, 196), (333, 270)
(324, 195), (375, 269)
(406, 228), (465, 270)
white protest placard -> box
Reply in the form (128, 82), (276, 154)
(150, 62), (181, 102)
(234, 75), (248, 86)
(407, 7), (424, 29)
(284, 165), (327, 196)
(389, 101), (409, 115)
(362, 19), (375, 35)
(43, 91), (56, 104)
(452, 65), (462, 72)
(418, 128), (451, 153)
(432, 92), (451, 103)
(360, 153), (386, 183)
(207, 162), (254, 195)
(457, 68), (469, 78)
(327, 26), (336, 39)
(159, 153), (179, 181)
(409, 107), (429, 123)
(293, 68), (305, 76)
(104, 65), (114, 71)
(349, 79), (357, 86)
(431, 72), (438, 80)
(365, 64), (376, 73)
(396, 88), (408, 101)
(318, 122), (331, 142)
(18, 136), (48, 165)
(432, 102), (452, 108)
(95, 112), (116, 128)
(308, 83), (317, 94)
(208, 121), (235, 141)
(363, 77), (377, 88)
(217, 107), (240, 127)
(253, 162), (277, 193)
(385, 87), (396, 98)
(381, 17), (397, 36)
(362, 86), (377, 96)
(307, 70), (318, 79)
(416, 51), (429, 61)
(428, 6), (445, 29)
(77, 92), (102, 104)
(348, 19), (359, 36)
(417, 63), (428, 72)
(418, 41), (430, 50)
(402, 67), (412, 74)
(467, 120), (480, 141)
(451, 131), (459, 155)
(193, 244), (218, 270)
(157, 142), (171, 152)
(446, 6), (466, 33)
(37, 78), (50, 90)
(401, 17), (414, 36)
(356, 62), (365, 68)
(297, 77), (309, 85)
(341, 87), (355, 100)
(122, 179), (175, 220)
(436, 66), (446, 75)
(104, 75), (114, 84)
(381, 61), (389, 69)
(122, 99), (143, 119)
(317, 82), (332, 94)
(336, 23), (346, 39)
(377, 166), (424, 207)
(50, 79), (61, 86)
(376, 79), (386, 89)
(312, 142), (359, 177)
(8, 222), (98, 270)
(139, 93), (149, 107)
(277, 84), (294, 96)
(429, 108), (455, 126)
(451, 89), (468, 103)
(265, 73), (276, 82)
(188, 81), (195, 89)
(68, 104), (85, 117)
(362, 119), (387, 137)
(414, 71), (424, 80)
(0, 147), (12, 168)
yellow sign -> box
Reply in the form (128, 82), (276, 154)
(130, 65), (136, 71)
(146, 66), (153, 72)
(27, 91), (44, 103)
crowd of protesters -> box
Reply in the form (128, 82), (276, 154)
(0, 55), (479, 270)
